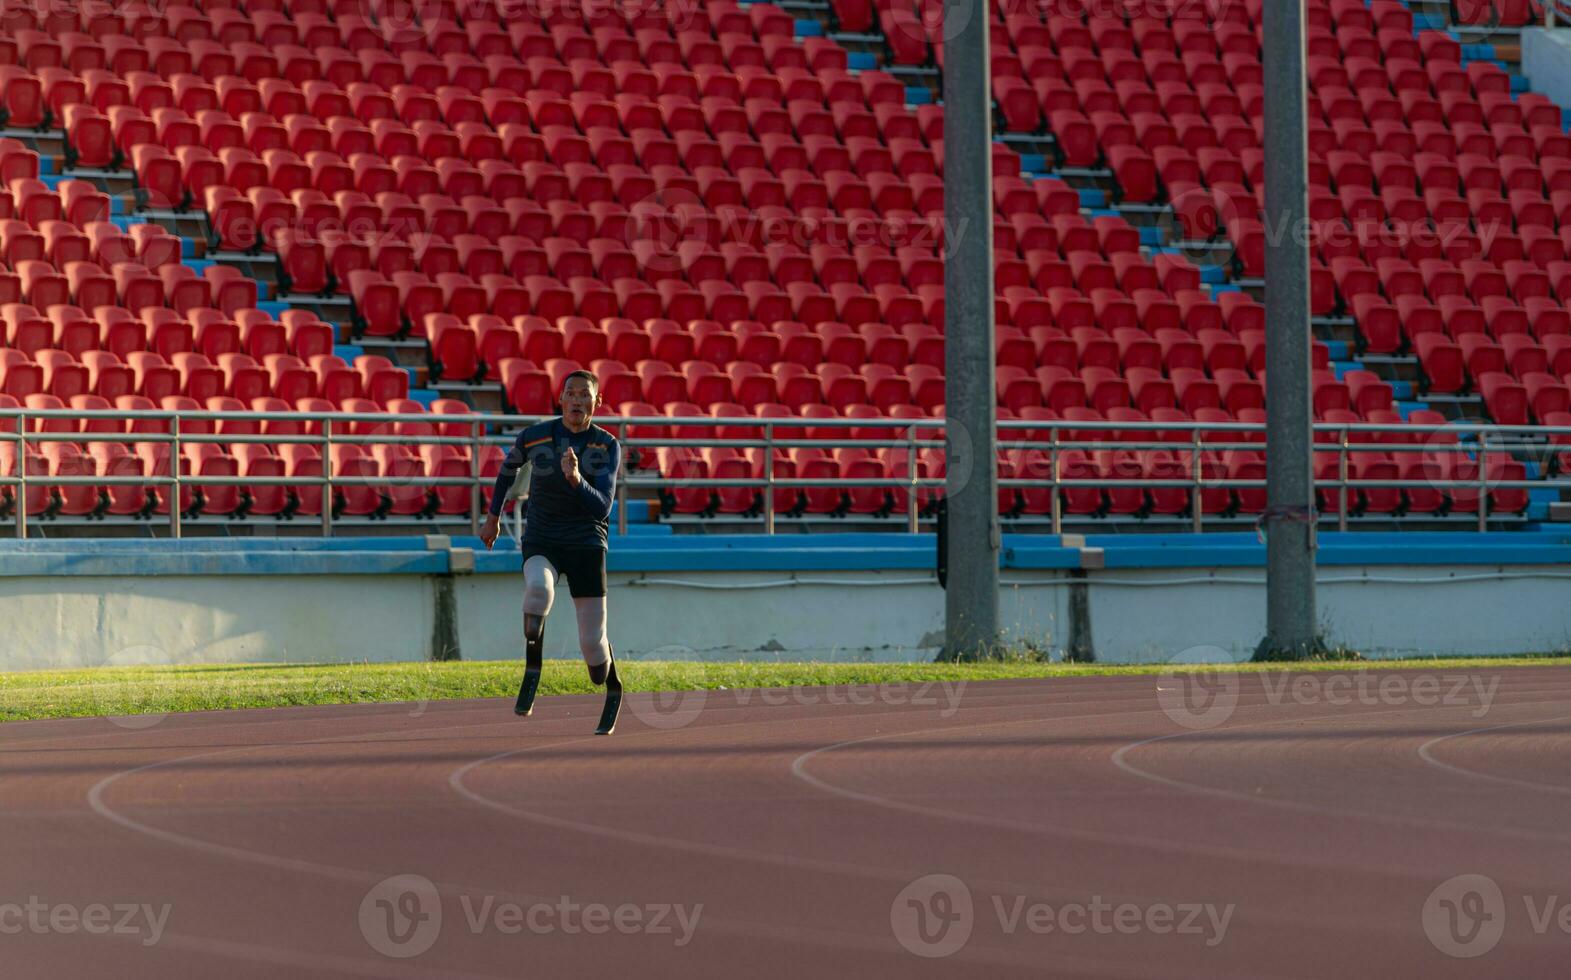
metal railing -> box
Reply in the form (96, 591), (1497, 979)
(2, 409), (1569, 538)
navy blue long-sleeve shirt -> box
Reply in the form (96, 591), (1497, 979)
(488, 419), (620, 549)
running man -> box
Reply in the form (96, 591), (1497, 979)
(480, 371), (622, 687)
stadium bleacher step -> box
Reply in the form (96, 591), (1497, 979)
(886, 66), (940, 91)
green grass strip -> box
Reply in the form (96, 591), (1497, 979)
(0, 655), (1566, 724)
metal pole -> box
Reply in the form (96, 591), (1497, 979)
(15, 415), (27, 539)
(763, 421), (775, 535)
(1049, 428), (1061, 536)
(943, 0), (999, 659)
(169, 414), (182, 539)
(1191, 428), (1202, 533)
(470, 420), (481, 537)
(1337, 428), (1348, 533)
(1477, 439), (1488, 533)
(906, 423), (918, 534)
(321, 417), (334, 537)
(1255, 0), (1322, 660)
(617, 421), (628, 537)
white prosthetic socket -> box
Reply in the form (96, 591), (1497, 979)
(522, 555), (557, 616)
(574, 596), (610, 668)
(522, 555), (556, 642)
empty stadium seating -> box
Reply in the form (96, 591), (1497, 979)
(0, 0), (1561, 526)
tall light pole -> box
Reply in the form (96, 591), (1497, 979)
(1256, 0), (1324, 659)
(942, 0), (1000, 659)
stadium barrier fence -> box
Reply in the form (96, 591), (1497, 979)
(1, 409), (1569, 538)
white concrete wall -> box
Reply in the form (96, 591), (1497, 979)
(1083, 571), (1265, 663)
(458, 570), (967, 662)
(1523, 28), (1571, 108)
(458, 570), (1076, 662)
(1085, 567), (1571, 661)
(0, 575), (435, 670)
(1320, 568), (1571, 658)
(2, 567), (1567, 670)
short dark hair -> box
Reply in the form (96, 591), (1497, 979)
(561, 370), (599, 395)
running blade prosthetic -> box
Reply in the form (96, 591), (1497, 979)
(594, 654), (622, 735)
(514, 615), (544, 717)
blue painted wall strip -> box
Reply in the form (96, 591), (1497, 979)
(2, 532), (1568, 577)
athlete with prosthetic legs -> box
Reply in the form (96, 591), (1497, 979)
(480, 371), (624, 733)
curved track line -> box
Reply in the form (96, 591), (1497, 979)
(85, 685), (1092, 890)
(1416, 713), (1571, 795)
(1109, 703), (1571, 846)
(448, 699), (1241, 898)
(87, 717), (594, 891)
(793, 700), (1571, 861)
(86, 709), (1043, 971)
(453, 700), (1434, 964)
(72, 679), (1571, 978)
(112, 926), (512, 980)
(456, 698), (1236, 867)
(82, 717), (608, 980)
(446, 731), (1249, 980)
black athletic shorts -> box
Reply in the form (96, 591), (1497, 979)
(521, 542), (607, 598)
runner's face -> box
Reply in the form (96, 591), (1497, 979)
(561, 378), (599, 427)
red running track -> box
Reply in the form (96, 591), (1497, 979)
(2, 669), (1569, 979)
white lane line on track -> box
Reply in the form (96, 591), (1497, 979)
(459, 699), (1272, 862)
(794, 698), (1571, 860)
(82, 708), (1054, 974)
(85, 716), (591, 885)
(453, 700), (1444, 969)
(139, 929), (510, 980)
(447, 708), (1274, 980)
(447, 701), (1161, 893)
(82, 716), (604, 980)
(1416, 713), (1571, 795)
(1109, 702), (1571, 846)
(79, 683), (1125, 879)
(73, 682), (1566, 976)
